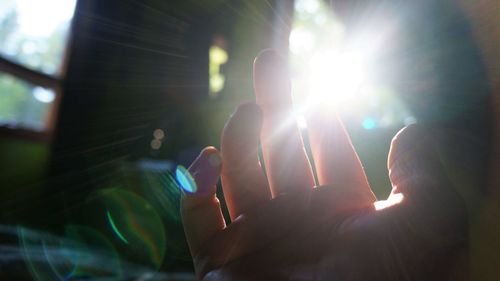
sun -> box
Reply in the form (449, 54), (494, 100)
(305, 50), (367, 109)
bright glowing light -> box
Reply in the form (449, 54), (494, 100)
(374, 193), (404, 210)
(16, 0), (77, 37)
(305, 51), (366, 108)
(175, 165), (197, 193)
(295, 0), (320, 14)
(289, 28), (315, 54)
(290, 0), (413, 129)
(150, 139), (162, 150)
(32, 87), (55, 103)
(153, 129), (165, 140)
(209, 45), (228, 96)
(362, 118), (377, 130)
(296, 114), (308, 129)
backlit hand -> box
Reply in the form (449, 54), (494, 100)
(180, 50), (467, 281)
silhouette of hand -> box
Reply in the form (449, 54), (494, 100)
(181, 50), (467, 281)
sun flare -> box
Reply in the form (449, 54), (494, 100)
(306, 50), (367, 108)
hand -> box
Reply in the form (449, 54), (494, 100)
(180, 50), (467, 281)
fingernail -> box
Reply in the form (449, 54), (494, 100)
(254, 49), (287, 74)
(208, 152), (222, 168)
(224, 103), (263, 136)
(253, 49), (291, 108)
(234, 102), (263, 124)
(179, 147), (221, 196)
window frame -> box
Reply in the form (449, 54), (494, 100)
(0, 2), (76, 143)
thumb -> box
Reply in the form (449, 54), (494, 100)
(181, 147), (226, 258)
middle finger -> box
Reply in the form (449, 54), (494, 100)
(253, 49), (315, 197)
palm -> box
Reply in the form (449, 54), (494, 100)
(182, 50), (467, 281)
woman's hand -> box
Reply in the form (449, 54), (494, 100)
(181, 50), (467, 281)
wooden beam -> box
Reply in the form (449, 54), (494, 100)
(0, 55), (61, 89)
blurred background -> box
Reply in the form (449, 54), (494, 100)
(0, 0), (498, 280)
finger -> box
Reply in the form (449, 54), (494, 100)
(180, 147), (226, 257)
(254, 49), (315, 196)
(387, 124), (455, 199)
(385, 124), (464, 221)
(368, 126), (468, 273)
(307, 109), (376, 205)
(221, 102), (271, 220)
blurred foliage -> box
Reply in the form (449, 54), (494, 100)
(0, 73), (27, 121)
(0, 74), (50, 129)
(0, 0), (70, 74)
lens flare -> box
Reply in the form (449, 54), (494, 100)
(107, 211), (129, 244)
(18, 227), (74, 281)
(175, 165), (197, 193)
(290, 0), (415, 129)
(63, 225), (122, 279)
(140, 168), (183, 223)
(99, 189), (166, 270)
(362, 118), (377, 130)
(18, 225), (122, 281)
(153, 129), (165, 140)
(306, 51), (366, 108)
